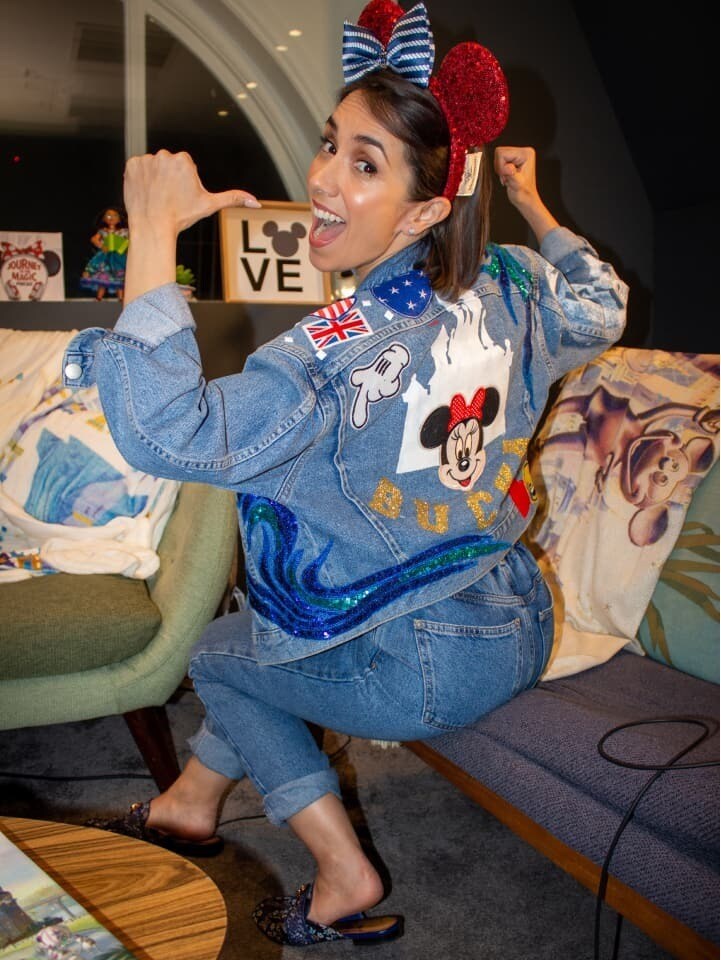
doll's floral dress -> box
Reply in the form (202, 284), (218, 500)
(79, 228), (128, 294)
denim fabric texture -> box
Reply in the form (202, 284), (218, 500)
(62, 227), (627, 666)
(188, 540), (553, 825)
(59, 227), (626, 824)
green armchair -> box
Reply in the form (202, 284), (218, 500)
(0, 481), (237, 790)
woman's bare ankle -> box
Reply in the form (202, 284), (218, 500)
(146, 785), (219, 840)
(145, 758), (233, 839)
(306, 855), (384, 926)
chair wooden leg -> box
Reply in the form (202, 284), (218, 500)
(123, 706), (181, 792)
(307, 722), (325, 751)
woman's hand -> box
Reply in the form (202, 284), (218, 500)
(494, 146), (559, 245)
(121, 150), (261, 306)
(494, 146), (540, 212)
(124, 150), (260, 236)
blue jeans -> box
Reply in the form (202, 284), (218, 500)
(187, 541), (553, 826)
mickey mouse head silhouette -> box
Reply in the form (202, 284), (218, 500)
(262, 221), (307, 257)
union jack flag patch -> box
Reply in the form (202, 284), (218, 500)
(302, 297), (373, 351)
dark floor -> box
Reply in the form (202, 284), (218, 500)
(0, 686), (675, 960)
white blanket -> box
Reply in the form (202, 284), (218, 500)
(0, 329), (180, 582)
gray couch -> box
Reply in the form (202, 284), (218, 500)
(408, 651), (718, 958)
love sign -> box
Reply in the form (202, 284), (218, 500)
(220, 202), (330, 305)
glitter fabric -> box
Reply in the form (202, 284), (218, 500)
(239, 494), (508, 641)
(483, 244), (533, 304)
(503, 437), (530, 457)
(430, 42), (509, 199)
(495, 462), (514, 494)
(253, 883), (402, 945)
(482, 244), (537, 406)
(343, 2), (509, 198)
(448, 387), (487, 431)
(369, 477), (403, 517)
(357, 0), (406, 48)
(253, 883), (344, 945)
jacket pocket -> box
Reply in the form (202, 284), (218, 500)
(414, 616), (522, 730)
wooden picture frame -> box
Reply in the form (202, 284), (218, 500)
(219, 201), (332, 305)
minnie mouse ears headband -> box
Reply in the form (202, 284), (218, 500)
(342, 0), (509, 200)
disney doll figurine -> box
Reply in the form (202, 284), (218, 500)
(79, 206), (129, 300)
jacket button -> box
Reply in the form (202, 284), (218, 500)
(64, 362), (82, 380)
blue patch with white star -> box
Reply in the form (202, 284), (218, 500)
(370, 269), (432, 318)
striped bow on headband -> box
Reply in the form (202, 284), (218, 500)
(342, 3), (435, 87)
(340, 0), (509, 200)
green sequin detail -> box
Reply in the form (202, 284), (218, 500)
(483, 245), (533, 301)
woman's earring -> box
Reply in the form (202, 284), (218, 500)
(408, 227), (416, 235)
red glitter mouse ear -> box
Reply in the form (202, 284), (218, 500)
(357, 0), (406, 47)
(430, 42), (510, 199)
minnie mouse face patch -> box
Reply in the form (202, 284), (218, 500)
(420, 386), (500, 491)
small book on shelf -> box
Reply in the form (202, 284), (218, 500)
(0, 828), (138, 959)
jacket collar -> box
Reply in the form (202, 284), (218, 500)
(354, 238), (429, 292)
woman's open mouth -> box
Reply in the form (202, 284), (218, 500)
(310, 203), (347, 248)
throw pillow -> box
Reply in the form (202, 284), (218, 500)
(526, 347), (719, 680)
(637, 460), (719, 683)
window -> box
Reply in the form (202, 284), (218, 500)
(145, 17), (288, 299)
(0, 2), (289, 299)
(0, 0), (126, 297)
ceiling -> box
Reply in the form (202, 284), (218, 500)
(0, 0), (250, 139)
(3, 0), (715, 217)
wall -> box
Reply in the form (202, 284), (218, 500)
(0, 300), (302, 380)
(3, 1), (713, 355)
(422, 0), (652, 346)
(654, 204), (717, 354)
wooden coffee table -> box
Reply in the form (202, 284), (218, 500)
(0, 816), (227, 960)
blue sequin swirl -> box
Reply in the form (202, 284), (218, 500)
(239, 495), (509, 640)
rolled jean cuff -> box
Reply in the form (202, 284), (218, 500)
(188, 720), (247, 779)
(263, 768), (342, 827)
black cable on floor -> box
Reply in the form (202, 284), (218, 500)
(593, 716), (718, 960)
(327, 735), (352, 764)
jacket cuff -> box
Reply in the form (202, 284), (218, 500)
(62, 327), (106, 388)
(113, 282), (196, 348)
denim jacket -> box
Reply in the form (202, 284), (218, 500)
(62, 226), (627, 664)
